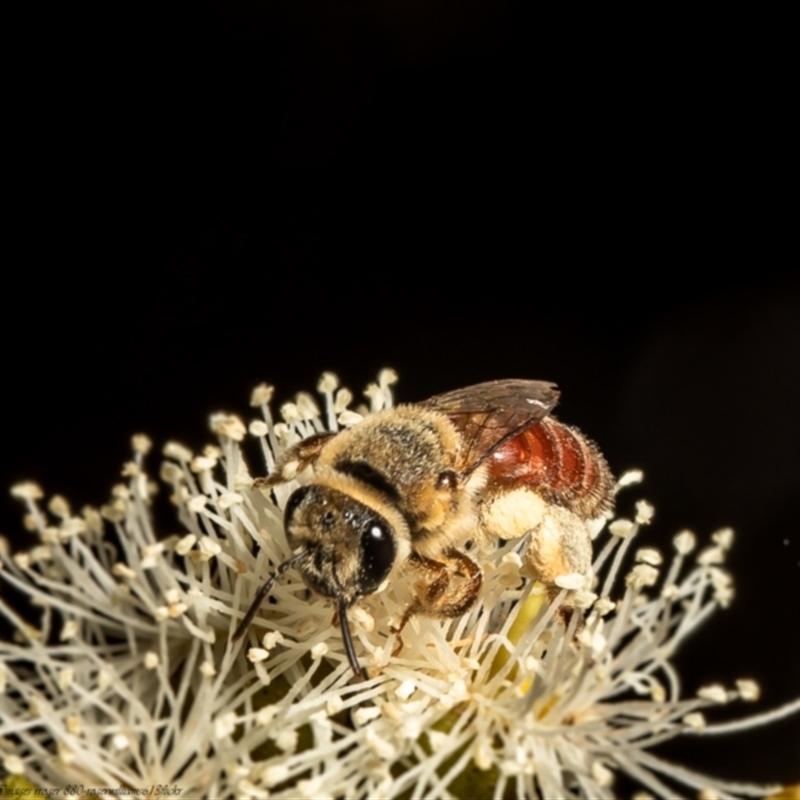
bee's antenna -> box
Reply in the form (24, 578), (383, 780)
(232, 551), (307, 642)
(337, 596), (364, 679)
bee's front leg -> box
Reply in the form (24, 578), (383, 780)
(253, 431), (335, 488)
(394, 549), (483, 638)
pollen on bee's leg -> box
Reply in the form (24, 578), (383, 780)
(522, 506), (592, 588)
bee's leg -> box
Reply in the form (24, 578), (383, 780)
(390, 634), (406, 659)
(403, 549), (483, 621)
(521, 506), (592, 589)
(438, 548), (483, 615)
(391, 550), (481, 657)
(520, 508), (593, 634)
(253, 432), (335, 488)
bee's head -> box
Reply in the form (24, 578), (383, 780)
(233, 481), (408, 678)
(284, 484), (399, 605)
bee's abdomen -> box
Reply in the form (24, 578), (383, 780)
(486, 417), (614, 518)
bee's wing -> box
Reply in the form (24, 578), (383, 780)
(422, 379), (560, 477)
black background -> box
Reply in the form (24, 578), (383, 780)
(3, 2), (798, 789)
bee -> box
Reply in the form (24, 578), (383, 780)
(233, 379), (614, 677)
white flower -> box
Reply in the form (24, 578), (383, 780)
(1, 370), (798, 798)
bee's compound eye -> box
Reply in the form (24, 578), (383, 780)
(360, 519), (396, 591)
(284, 486), (311, 526)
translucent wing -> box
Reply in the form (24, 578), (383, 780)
(421, 379), (560, 476)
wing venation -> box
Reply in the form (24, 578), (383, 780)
(421, 379), (560, 476)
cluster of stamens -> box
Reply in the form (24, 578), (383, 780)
(0, 370), (797, 798)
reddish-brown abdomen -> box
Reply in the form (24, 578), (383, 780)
(486, 417), (614, 518)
